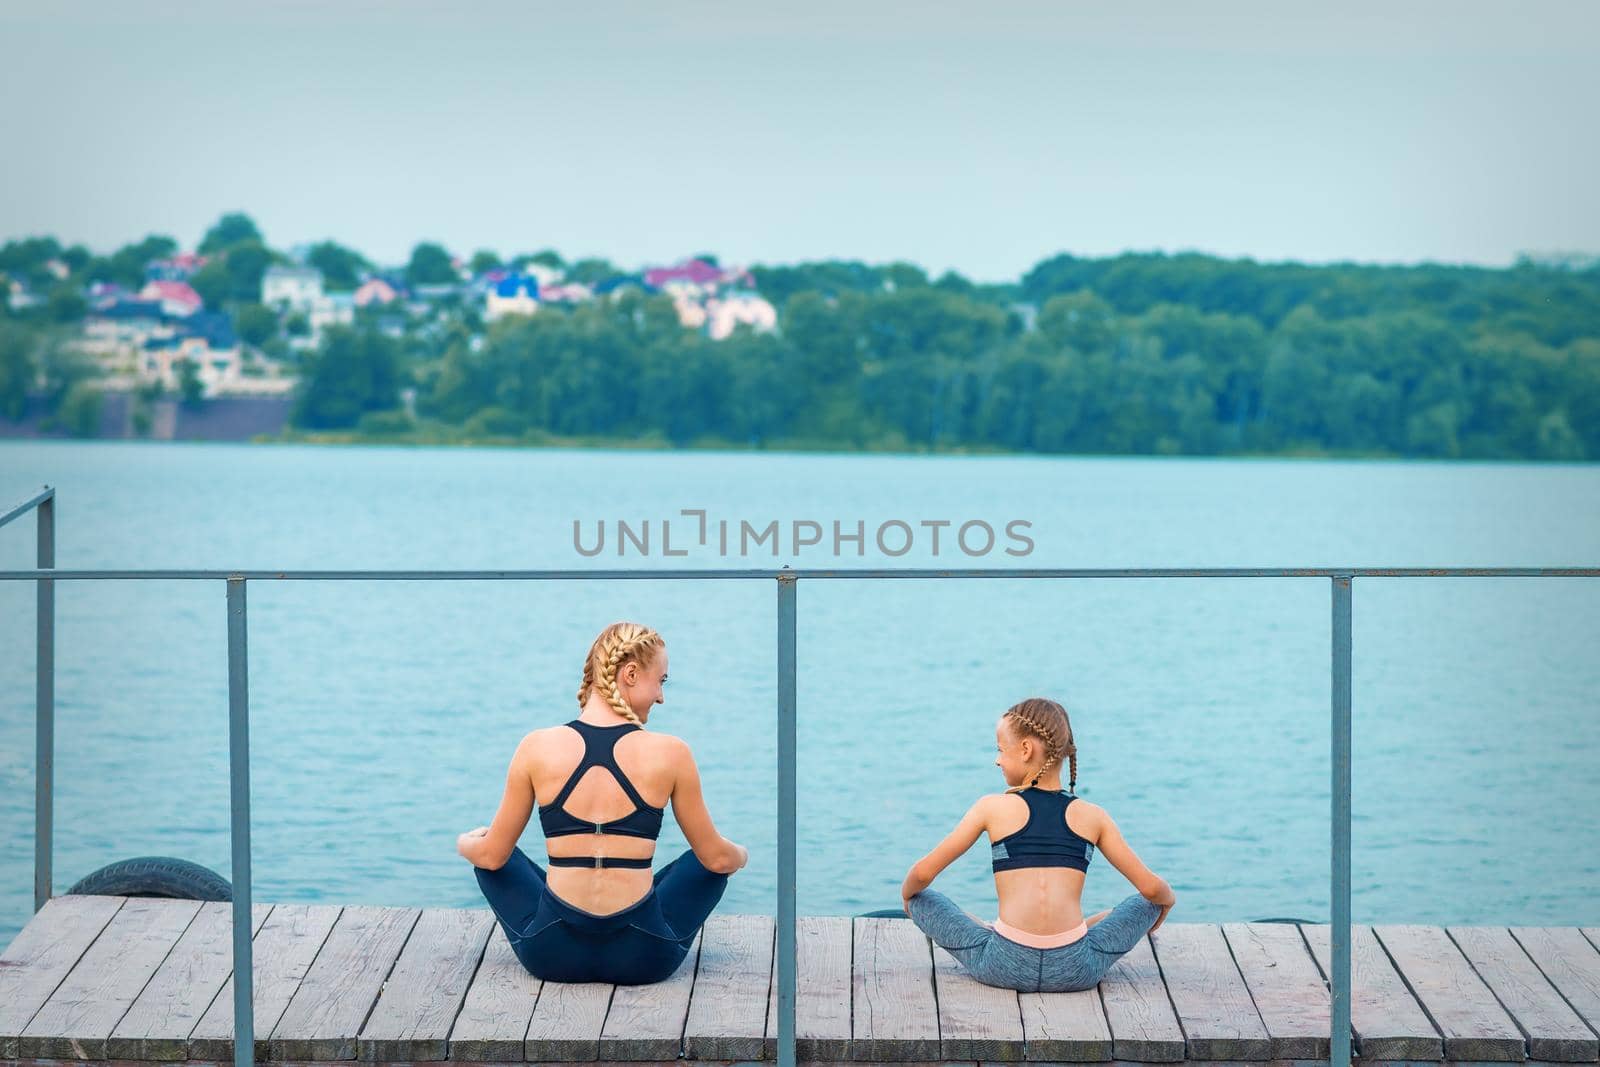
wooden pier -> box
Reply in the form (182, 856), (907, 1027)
(3, 895), (1599, 1064)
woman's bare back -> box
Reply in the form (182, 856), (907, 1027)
(531, 722), (678, 914)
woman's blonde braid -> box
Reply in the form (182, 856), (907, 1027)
(577, 622), (664, 728)
(598, 628), (651, 726)
(575, 657), (597, 711)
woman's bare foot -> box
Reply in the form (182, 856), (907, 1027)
(1084, 908), (1112, 928)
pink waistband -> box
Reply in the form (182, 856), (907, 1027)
(991, 917), (1089, 949)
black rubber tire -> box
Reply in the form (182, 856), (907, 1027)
(65, 856), (232, 900)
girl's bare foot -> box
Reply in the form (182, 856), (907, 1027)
(1084, 908), (1112, 928)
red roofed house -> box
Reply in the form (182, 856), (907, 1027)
(137, 280), (204, 317)
(644, 259), (724, 292)
(354, 278), (399, 307)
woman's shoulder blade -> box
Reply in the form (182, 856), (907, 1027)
(639, 728), (690, 759)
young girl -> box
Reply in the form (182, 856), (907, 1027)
(901, 697), (1175, 993)
(459, 621), (749, 985)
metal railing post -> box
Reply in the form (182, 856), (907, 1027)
(776, 570), (797, 1067)
(227, 578), (255, 1067)
(1331, 575), (1353, 1067)
(34, 491), (55, 913)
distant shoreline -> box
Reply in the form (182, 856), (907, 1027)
(244, 428), (1563, 463)
(6, 419), (1591, 464)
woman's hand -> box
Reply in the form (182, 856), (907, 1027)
(1150, 898), (1174, 933)
(900, 866), (931, 915)
(456, 826), (489, 861)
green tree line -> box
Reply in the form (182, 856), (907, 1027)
(6, 230), (1597, 459)
(291, 253), (1598, 460)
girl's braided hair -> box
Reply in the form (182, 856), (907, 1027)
(577, 621), (664, 727)
(1002, 696), (1077, 793)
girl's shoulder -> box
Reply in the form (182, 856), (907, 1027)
(1066, 793), (1104, 814)
(977, 790), (1027, 818)
(1065, 796), (1108, 839)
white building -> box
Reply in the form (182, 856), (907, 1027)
(138, 337), (295, 398)
(3, 279), (42, 312)
(704, 290), (778, 340)
(141, 336), (234, 395)
(261, 265), (324, 312)
(486, 275), (539, 321)
(78, 301), (173, 372)
(672, 293), (707, 330)
(308, 292), (356, 335)
(522, 262), (563, 287)
(279, 291), (357, 352)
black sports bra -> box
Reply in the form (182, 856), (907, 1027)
(537, 719), (665, 868)
(990, 787), (1095, 873)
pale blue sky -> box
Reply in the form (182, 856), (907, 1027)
(2, 0), (1596, 280)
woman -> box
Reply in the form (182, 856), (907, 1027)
(901, 697), (1175, 993)
(459, 621), (748, 984)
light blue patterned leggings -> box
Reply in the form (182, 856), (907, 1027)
(907, 890), (1162, 993)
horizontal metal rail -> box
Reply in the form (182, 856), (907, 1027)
(6, 482), (1597, 1067)
(1, 566), (1595, 580)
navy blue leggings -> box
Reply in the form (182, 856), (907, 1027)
(473, 844), (730, 984)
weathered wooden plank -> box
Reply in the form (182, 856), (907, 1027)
(929, 942), (1024, 1061)
(1097, 934), (1185, 1062)
(762, 917), (780, 1062)
(1149, 924), (1272, 1060)
(448, 923), (540, 1061)
(765, 915), (854, 1061)
(684, 914), (775, 1061)
(1511, 927), (1600, 1040)
(356, 907), (493, 1061)
(0, 895), (125, 1059)
(188, 903), (342, 1061)
(1302, 923), (1443, 1060)
(1374, 925), (1525, 1061)
(19, 897), (201, 1059)
(523, 979), (612, 1061)
(1222, 922), (1332, 1059)
(1450, 926), (1598, 1062)
(850, 917), (939, 1061)
(105, 901), (272, 1060)
(600, 931), (700, 1060)
(1018, 983), (1113, 1062)
(267, 904), (419, 1060)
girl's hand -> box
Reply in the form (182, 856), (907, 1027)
(1150, 900), (1174, 933)
(900, 868), (929, 915)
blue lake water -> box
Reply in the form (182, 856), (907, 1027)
(2, 440), (1598, 951)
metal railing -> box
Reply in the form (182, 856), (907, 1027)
(4, 484), (1596, 1067)
(1, 485), (53, 916)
